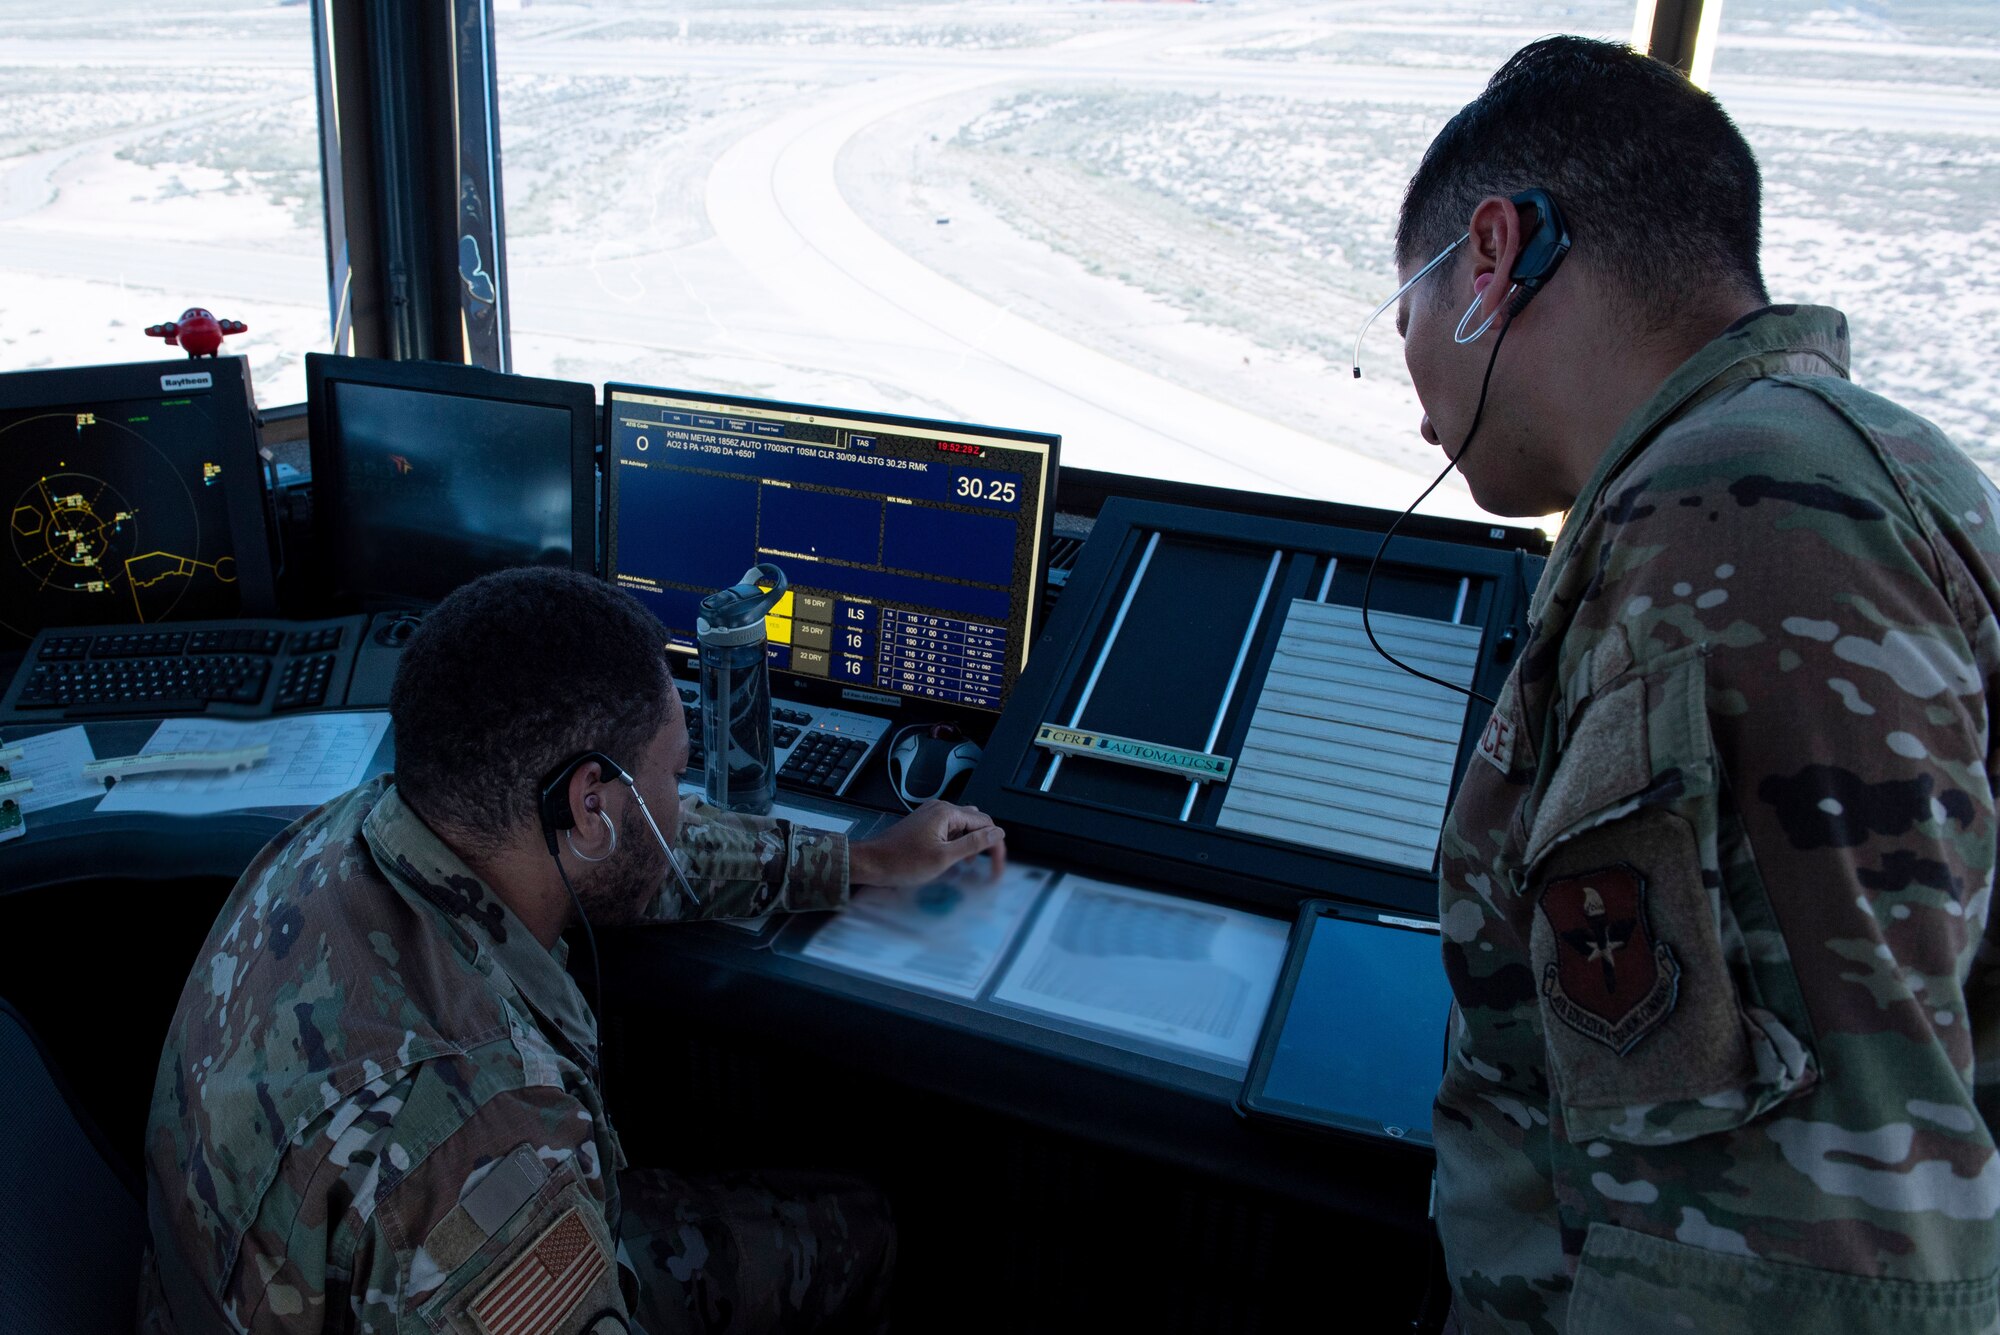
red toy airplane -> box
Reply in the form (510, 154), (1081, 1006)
(145, 307), (248, 358)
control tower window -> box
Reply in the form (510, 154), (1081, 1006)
(0, 3), (330, 407)
(1708, 3), (1999, 481)
(492, 4), (1603, 521)
(493, 1), (2000, 510)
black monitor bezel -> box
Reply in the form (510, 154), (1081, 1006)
(305, 352), (598, 611)
(601, 381), (1061, 718)
(0, 355), (277, 639)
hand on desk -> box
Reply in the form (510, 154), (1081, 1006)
(850, 800), (1006, 889)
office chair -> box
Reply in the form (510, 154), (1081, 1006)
(0, 996), (146, 1335)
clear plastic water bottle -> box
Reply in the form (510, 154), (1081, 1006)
(696, 563), (787, 815)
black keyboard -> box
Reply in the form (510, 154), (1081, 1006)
(20, 653), (271, 712)
(1, 616), (367, 722)
(780, 730), (873, 793)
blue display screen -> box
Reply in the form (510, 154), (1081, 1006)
(1259, 914), (1452, 1143)
(606, 389), (1054, 712)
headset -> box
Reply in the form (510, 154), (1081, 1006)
(537, 749), (700, 905)
(1360, 188), (1569, 711)
(538, 748), (695, 1251)
(1356, 192), (1569, 1335)
(531, 748), (698, 1169)
(1497, 187), (1570, 315)
(538, 749), (627, 855)
(885, 722), (984, 811)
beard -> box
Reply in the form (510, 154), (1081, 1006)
(572, 800), (669, 926)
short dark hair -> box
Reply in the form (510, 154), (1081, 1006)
(1398, 35), (1768, 331)
(390, 567), (673, 848)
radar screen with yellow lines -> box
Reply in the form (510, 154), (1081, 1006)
(0, 358), (275, 649)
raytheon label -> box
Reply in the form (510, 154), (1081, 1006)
(1035, 724), (1233, 783)
(161, 372), (213, 392)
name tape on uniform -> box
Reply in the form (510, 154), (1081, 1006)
(1035, 724), (1233, 784)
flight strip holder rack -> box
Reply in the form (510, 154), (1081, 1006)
(964, 498), (1545, 917)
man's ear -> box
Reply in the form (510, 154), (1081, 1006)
(565, 759), (611, 840)
(1467, 194), (1527, 321)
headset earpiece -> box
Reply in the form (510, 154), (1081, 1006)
(537, 751), (630, 856)
(1505, 187), (1570, 315)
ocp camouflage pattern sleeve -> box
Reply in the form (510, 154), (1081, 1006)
(348, 1083), (628, 1335)
(197, 1073), (627, 1335)
(1435, 307), (2000, 1335)
(139, 776), (637, 1335)
(648, 799), (849, 921)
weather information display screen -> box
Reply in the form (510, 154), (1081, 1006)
(0, 361), (270, 649)
(605, 385), (1057, 712)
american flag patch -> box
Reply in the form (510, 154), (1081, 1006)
(468, 1205), (608, 1335)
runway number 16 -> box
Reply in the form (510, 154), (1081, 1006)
(955, 475), (1017, 505)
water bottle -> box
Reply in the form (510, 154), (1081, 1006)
(696, 563), (787, 815)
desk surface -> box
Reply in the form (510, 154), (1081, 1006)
(2, 717), (349, 887)
(0, 711), (1432, 1235)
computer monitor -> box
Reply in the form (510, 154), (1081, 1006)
(604, 385), (1059, 714)
(0, 357), (275, 650)
(306, 354), (596, 609)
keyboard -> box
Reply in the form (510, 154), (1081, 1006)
(1, 617), (366, 723)
(678, 684), (890, 798)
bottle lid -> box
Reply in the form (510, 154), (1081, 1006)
(697, 563), (788, 645)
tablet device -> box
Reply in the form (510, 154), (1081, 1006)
(1239, 899), (1453, 1147)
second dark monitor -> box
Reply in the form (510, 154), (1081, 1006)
(306, 354), (596, 609)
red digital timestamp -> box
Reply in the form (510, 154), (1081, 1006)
(934, 440), (984, 456)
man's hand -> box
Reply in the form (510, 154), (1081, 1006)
(849, 800), (1006, 889)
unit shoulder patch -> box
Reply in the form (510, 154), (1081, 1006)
(1537, 863), (1681, 1054)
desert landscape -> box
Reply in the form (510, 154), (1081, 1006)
(2, 1), (1994, 523)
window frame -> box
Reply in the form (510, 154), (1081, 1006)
(311, 0), (511, 372)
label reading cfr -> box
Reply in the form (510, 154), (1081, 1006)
(1035, 724), (1234, 783)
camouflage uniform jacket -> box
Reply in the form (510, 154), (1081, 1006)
(1437, 306), (2000, 1335)
(137, 777), (848, 1334)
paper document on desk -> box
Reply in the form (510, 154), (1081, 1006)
(96, 713), (390, 816)
(6, 725), (99, 813)
(990, 875), (1288, 1066)
(799, 863), (1051, 998)
(1218, 600), (1479, 871)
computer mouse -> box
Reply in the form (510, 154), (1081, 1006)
(375, 612), (424, 648)
(888, 724), (982, 807)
